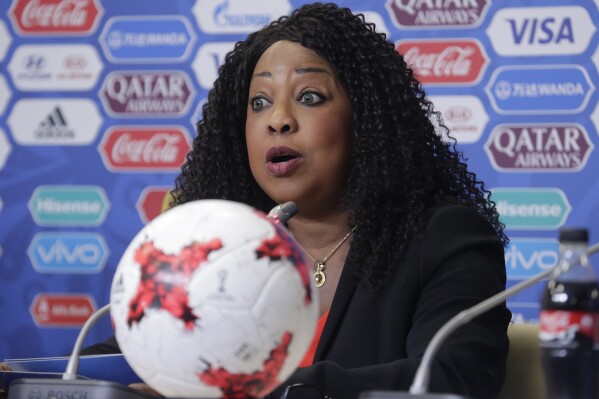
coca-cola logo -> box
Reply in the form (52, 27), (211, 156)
(485, 124), (593, 172)
(100, 71), (194, 117)
(385, 0), (490, 28)
(99, 127), (191, 171)
(10, 0), (103, 35)
(396, 39), (488, 85)
(539, 310), (598, 344)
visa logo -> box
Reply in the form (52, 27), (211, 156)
(509, 17), (572, 45)
(486, 6), (595, 56)
(28, 232), (109, 273)
(504, 238), (559, 279)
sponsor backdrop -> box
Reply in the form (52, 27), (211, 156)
(0, 0), (598, 359)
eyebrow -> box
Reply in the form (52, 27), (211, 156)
(253, 66), (333, 78)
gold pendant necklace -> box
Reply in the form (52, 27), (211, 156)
(296, 225), (357, 288)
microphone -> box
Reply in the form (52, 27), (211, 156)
(267, 201), (299, 224)
(359, 241), (599, 399)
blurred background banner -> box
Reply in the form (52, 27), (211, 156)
(0, 0), (597, 359)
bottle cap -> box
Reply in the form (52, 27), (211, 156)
(558, 227), (589, 243)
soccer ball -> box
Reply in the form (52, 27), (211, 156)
(110, 199), (318, 398)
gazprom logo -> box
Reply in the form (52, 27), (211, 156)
(193, 0), (291, 34)
(28, 232), (109, 273)
(505, 238), (559, 279)
(28, 185), (110, 226)
(492, 187), (571, 230)
(100, 16), (196, 63)
(485, 65), (594, 115)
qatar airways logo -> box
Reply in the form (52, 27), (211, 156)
(100, 71), (195, 117)
(385, 0), (490, 28)
(396, 39), (488, 85)
(485, 124), (593, 172)
(99, 127), (191, 171)
(9, 0), (103, 36)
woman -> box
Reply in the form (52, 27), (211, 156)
(170, 2), (511, 398)
(86, 3), (511, 398)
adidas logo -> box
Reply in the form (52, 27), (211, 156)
(35, 106), (74, 139)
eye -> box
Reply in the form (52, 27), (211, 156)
(298, 91), (325, 106)
(250, 95), (271, 111)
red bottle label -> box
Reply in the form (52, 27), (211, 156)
(539, 310), (599, 346)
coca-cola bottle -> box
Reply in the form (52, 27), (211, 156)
(539, 227), (599, 398)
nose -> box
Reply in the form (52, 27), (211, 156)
(268, 101), (298, 135)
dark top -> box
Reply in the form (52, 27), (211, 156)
(83, 204), (511, 399)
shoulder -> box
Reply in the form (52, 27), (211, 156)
(422, 204), (501, 249)
(417, 204), (505, 281)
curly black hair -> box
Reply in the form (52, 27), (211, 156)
(173, 2), (508, 289)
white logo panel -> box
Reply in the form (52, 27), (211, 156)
(592, 102), (599, 138)
(8, 99), (102, 145)
(192, 42), (236, 90)
(193, 0), (291, 34)
(358, 11), (390, 37)
(429, 95), (488, 144)
(0, 20), (12, 62)
(486, 6), (595, 56)
(0, 74), (12, 116)
(593, 45), (599, 76)
(8, 44), (103, 91)
(0, 129), (11, 171)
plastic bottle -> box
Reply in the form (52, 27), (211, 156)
(539, 227), (599, 398)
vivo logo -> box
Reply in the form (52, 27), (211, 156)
(505, 238), (559, 279)
(28, 232), (109, 273)
(486, 7), (595, 56)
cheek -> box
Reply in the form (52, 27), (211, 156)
(245, 119), (262, 172)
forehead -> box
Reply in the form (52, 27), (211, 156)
(253, 40), (334, 75)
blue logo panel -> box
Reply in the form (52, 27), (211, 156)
(505, 238), (559, 280)
(486, 65), (594, 114)
(100, 16), (196, 63)
(27, 232), (109, 273)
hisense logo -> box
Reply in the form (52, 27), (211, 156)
(28, 185), (110, 226)
(491, 188), (571, 229)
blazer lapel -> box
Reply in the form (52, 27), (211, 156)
(313, 258), (357, 361)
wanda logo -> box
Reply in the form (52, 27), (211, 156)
(99, 127), (191, 171)
(10, 0), (102, 35)
(396, 39), (488, 85)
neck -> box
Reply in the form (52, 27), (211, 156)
(287, 210), (352, 252)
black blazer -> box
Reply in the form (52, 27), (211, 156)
(268, 204), (511, 399)
(83, 205), (510, 399)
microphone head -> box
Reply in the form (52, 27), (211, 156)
(267, 201), (299, 224)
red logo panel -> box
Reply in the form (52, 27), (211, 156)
(396, 39), (488, 85)
(10, 0), (102, 36)
(30, 293), (96, 327)
(137, 186), (172, 223)
(99, 126), (191, 171)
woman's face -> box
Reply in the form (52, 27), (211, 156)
(245, 40), (353, 216)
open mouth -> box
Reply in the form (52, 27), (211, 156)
(271, 154), (297, 163)
(266, 147), (301, 164)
